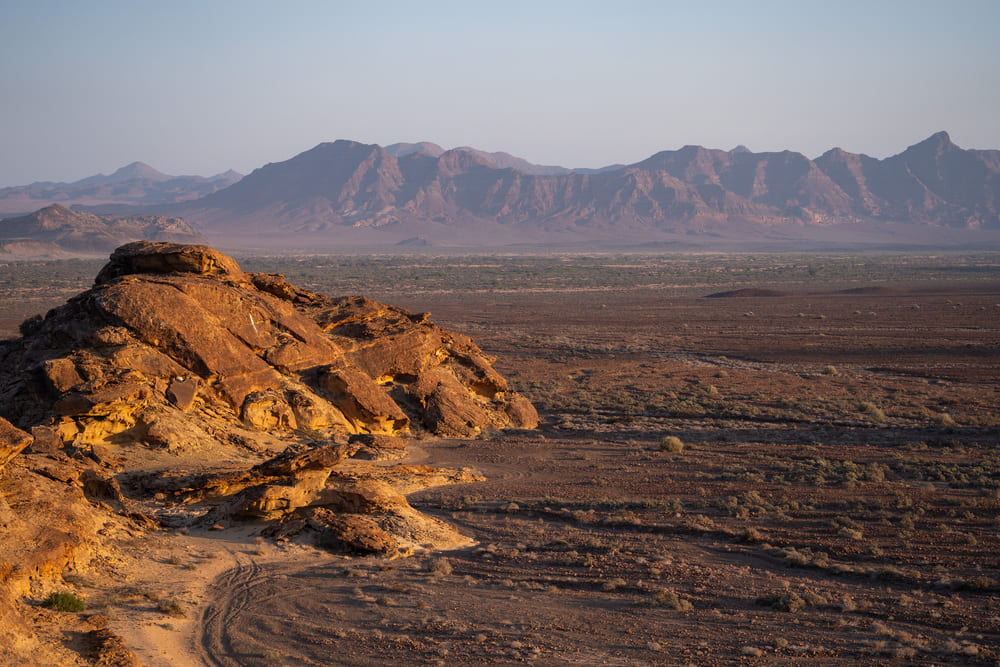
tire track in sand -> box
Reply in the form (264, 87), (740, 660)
(198, 554), (265, 666)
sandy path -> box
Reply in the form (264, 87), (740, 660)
(111, 527), (328, 667)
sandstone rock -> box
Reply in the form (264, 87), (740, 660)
(80, 469), (128, 511)
(504, 393), (540, 429)
(423, 382), (491, 437)
(166, 377), (198, 411)
(1, 242), (536, 447)
(250, 272), (325, 304)
(309, 509), (398, 555)
(255, 442), (357, 477)
(27, 425), (62, 456)
(94, 240), (246, 284)
(284, 387), (352, 432)
(318, 366), (409, 434)
(0, 418), (32, 469)
(42, 358), (83, 394)
(349, 433), (408, 461)
(241, 389), (297, 431)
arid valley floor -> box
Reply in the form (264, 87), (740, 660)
(1, 252), (998, 665)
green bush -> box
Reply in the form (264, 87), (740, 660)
(42, 592), (85, 612)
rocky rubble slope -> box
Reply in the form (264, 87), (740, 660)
(0, 241), (537, 664)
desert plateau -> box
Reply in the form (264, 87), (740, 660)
(0, 247), (996, 665)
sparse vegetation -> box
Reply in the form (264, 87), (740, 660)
(157, 599), (186, 617)
(659, 436), (684, 453)
(42, 592), (85, 612)
(648, 588), (693, 611)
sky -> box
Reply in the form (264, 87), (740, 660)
(1, 0), (998, 186)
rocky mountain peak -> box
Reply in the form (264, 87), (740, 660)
(110, 161), (170, 182)
(902, 130), (956, 158)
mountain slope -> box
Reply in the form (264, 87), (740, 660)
(0, 204), (206, 253)
(170, 132), (1000, 248)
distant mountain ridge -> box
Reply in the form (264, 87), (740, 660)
(0, 204), (206, 254)
(8, 133), (1000, 249)
(161, 131), (1000, 247)
(384, 142), (611, 175)
(0, 162), (243, 215)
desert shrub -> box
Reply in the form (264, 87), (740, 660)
(681, 514), (717, 532)
(773, 546), (829, 568)
(43, 592), (85, 612)
(822, 365), (838, 375)
(427, 557), (453, 576)
(859, 401), (886, 421)
(659, 436), (684, 453)
(756, 592), (806, 613)
(714, 369), (728, 379)
(19, 314), (44, 337)
(936, 413), (956, 427)
(650, 588), (693, 611)
(158, 599), (186, 617)
(957, 576), (997, 592)
(602, 577), (627, 592)
(756, 590), (828, 613)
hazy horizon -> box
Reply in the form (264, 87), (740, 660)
(2, 0), (998, 187)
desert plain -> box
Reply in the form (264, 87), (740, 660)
(0, 251), (998, 665)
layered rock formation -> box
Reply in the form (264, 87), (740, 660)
(0, 240), (536, 443)
(0, 241), (536, 663)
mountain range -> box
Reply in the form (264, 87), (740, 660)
(3, 132), (999, 250)
(0, 163), (242, 215)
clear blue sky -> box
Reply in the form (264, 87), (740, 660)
(2, 0), (998, 185)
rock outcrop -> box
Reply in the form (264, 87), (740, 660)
(0, 241), (537, 663)
(0, 240), (537, 449)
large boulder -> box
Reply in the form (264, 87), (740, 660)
(0, 241), (537, 452)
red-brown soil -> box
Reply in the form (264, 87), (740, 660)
(2, 257), (998, 665)
(186, 278), (1000, 665)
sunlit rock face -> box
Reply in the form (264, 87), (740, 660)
(0, 241), (538, 452)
